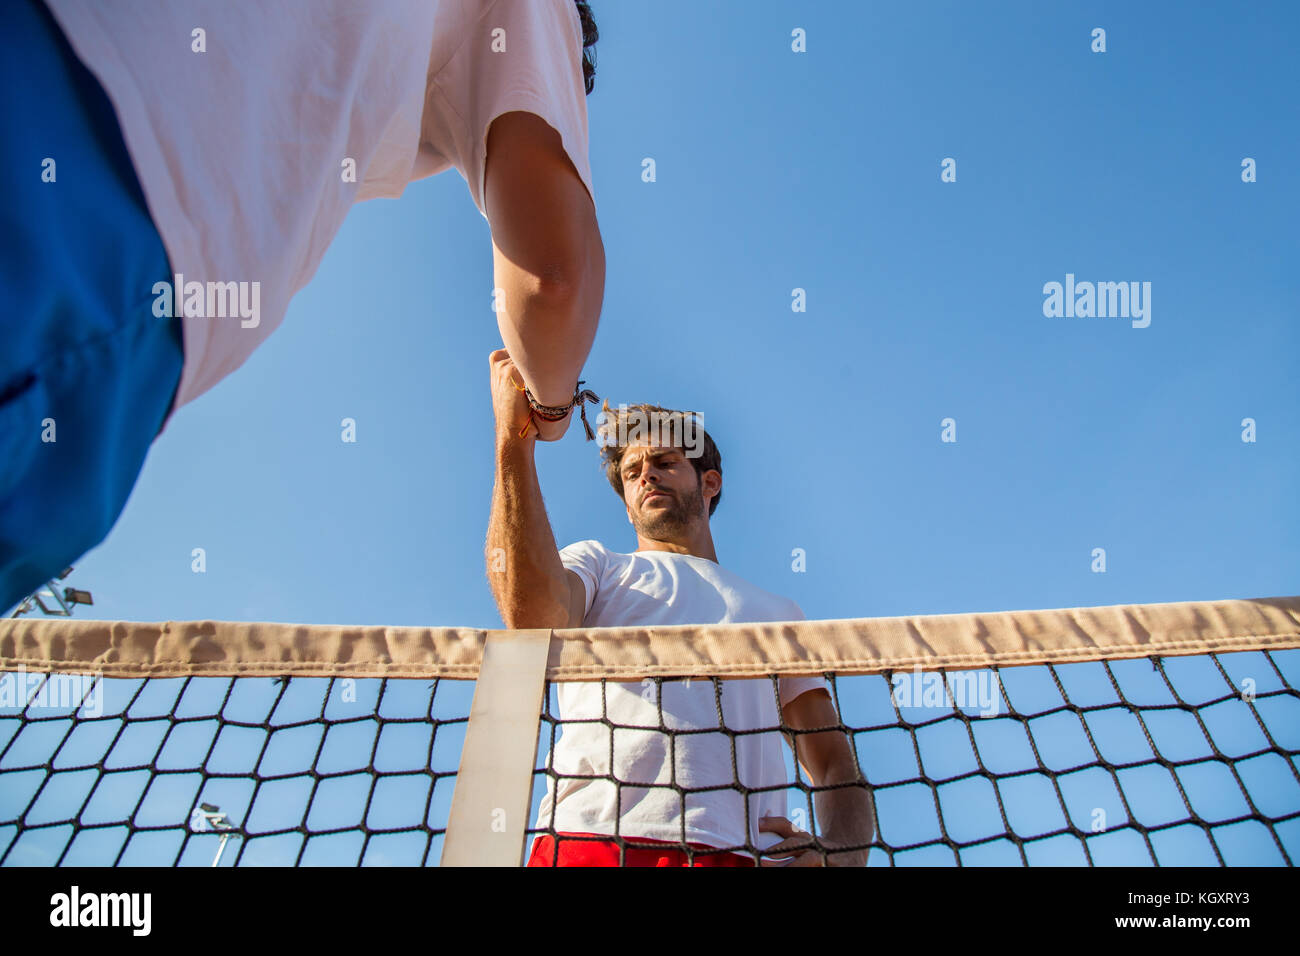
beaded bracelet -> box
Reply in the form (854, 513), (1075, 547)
(514, 379), (600, 440)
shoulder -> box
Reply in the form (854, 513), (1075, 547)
(559, 539), (628, 571)
(713, 563), (807, 621)
(429, 0), (593, 216)
(560, 539), (614, 559)
(487, 0), (583, 43)
(757, 585), (808, 625)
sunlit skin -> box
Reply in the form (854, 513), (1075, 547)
(618, 443), (720, 563)
(487, 354), (873, 865)
(614, 439), (872, 867)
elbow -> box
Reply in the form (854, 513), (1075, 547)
(486, 552), (574, 630)
(526, 228), (604, 315)
(501, 609), (567, 632)
(524, 272), (582, 314)
(498, 594), (570, 632)
(525, 254), (601, 315)
(808, 742), (862, 788)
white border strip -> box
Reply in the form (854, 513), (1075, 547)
(440, 629), (551, 867)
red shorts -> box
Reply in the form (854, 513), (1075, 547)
(526, 832), (756, 867)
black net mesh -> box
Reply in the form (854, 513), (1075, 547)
(527, 650), (1300, 866)
(0, 673), (472, 865)
(2, 648), (1297, 866)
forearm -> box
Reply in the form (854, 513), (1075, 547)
(486, 437), (571, 629)
(815, 781), (874, 853)
(811, 756), (874, 864)
(492, 229), (604, 408)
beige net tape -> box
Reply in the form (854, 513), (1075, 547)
(2, 595), (1297, 680)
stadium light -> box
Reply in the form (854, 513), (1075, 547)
(7, 569), (93, 618)
(191, 802), (242, 867)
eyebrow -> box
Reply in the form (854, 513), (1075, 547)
(621, 449), (680, 474)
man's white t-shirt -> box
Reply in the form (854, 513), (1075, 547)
(43, 0), (594, 413)
(535, 540), (829, 855)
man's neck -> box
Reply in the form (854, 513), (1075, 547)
(635, 534), (719, 564)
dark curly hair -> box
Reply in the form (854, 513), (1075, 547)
(596, 400), (723, 518)
(574, 1), (598, 94)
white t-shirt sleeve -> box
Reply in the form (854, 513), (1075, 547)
(428, 0), (595, 218)
(559, 540), (606, 620)
(777, 601), (831, 707)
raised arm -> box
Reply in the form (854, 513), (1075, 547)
(484, 111), (605, 441)
(486, 348), (588, 629)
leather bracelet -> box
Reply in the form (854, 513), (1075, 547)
(524, 388), (577, 421)
(515, 379), (600, 440)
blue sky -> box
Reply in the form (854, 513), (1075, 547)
(2, 0), (1297, 866)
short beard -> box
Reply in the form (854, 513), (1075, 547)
(635, 482), (704, 539)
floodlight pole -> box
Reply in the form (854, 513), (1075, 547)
(192, 804), (241, 867)
(212, 829), (233, 868)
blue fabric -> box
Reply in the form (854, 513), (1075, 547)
(1, 0), (183, 612)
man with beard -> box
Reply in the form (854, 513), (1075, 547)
(486, 349), (873, 866)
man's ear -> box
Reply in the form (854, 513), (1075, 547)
(702, 470), (721, 504)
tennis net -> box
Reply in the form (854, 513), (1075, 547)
(1, 595), (1297, 866)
